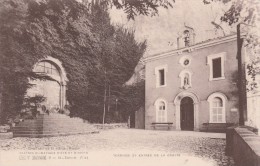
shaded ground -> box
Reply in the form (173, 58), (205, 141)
(0, 129), (235, 166)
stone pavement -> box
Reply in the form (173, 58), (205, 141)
(0, 129), (235, 166)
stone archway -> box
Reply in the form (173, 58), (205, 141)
(174, 91), (200, 131)
(27, 56), (68, 110)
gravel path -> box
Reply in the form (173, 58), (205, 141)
(0, 129), (235, 166)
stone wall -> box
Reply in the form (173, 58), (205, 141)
(93, 123), (128, 130)
(226, 127), (260, 166)
(12, 113), (98, 137)
(247, 92), (260, 135)
(135, 107), (145, 129)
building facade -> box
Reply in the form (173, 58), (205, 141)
(144, 32), (241, 131)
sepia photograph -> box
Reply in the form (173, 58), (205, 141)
(0, 0), (260, 166)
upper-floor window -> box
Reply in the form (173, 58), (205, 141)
(34, 61), (60, 76)
(212, 57), (222, 78)
(159, 69), (165, 86)
(207, 52), (226, 81)
(155, 65), (167, 88)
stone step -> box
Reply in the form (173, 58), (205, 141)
(13, 125), (95, 130)
(13, 131), (42, 135)
(13, 128), (96, 133)
(11, 127), (43, 132)
(13, 113), (98, 138)
(18, 118), (85, 124)
(14, 131), (99, 138)
(42, 119), (85, 123)
(17, 121), (43, 125)
(13, 124), (43, 127)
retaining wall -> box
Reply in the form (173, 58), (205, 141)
(226, 127), (260, 166)
(94, 123), (128, 130)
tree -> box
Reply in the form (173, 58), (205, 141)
(204, 0), (259, 125)
(83, 0), (175, 20)
(0, 0), (146, 124)
(204, 0), (260, 89)
(82, 1), (146, 122)
(22, 95), (46, 118)
(0, 0), (59, 123)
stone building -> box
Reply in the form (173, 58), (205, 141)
(143, 28), (241, 131)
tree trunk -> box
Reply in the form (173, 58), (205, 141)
(102, 78), (107, 129)
(0, 80), (4, 124)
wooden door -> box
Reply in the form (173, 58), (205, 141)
(180, 97), (194, 131)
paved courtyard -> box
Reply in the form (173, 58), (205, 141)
(0, 129), (235, 166)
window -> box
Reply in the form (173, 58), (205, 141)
(207, 52), (226, 81)
(207, 93), (227, 123)
(155, 65), (167, 88)
(212, 97), (223, 122)
(212, 58), (222, 78)
(34, 61), (60, 76)
(184, 59), (190, 66)
(155, 99), (167, 122)
(159, 69), (165, 86)
(179, 56), (191, 67)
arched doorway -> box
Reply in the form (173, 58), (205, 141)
(173, 91), (200, 131)
(180, 97), (194, 130)
(33, 61), (61, 110)
(27, 57), (68, 111)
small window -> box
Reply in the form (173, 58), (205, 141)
(159, 69), (165, 86)
(183, 59), (190, 66)
(179, 56), (191, 67)
(207, 53), (226, 81)
(212, 58), (222, 78)
(155, 65), (167, 88)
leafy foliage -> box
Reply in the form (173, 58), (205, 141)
(245, 34), (260, 92)
(247, 63), (259, 91)
(83, 0), (175, 20)
(0, 0), (146, 124)
(205, 0), (260, 92)
(76, 1), (146, 122)
(204, 0), (259, 26)
(23, 95), (46, 109)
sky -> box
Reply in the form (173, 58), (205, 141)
(109, 0), (235, 56)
